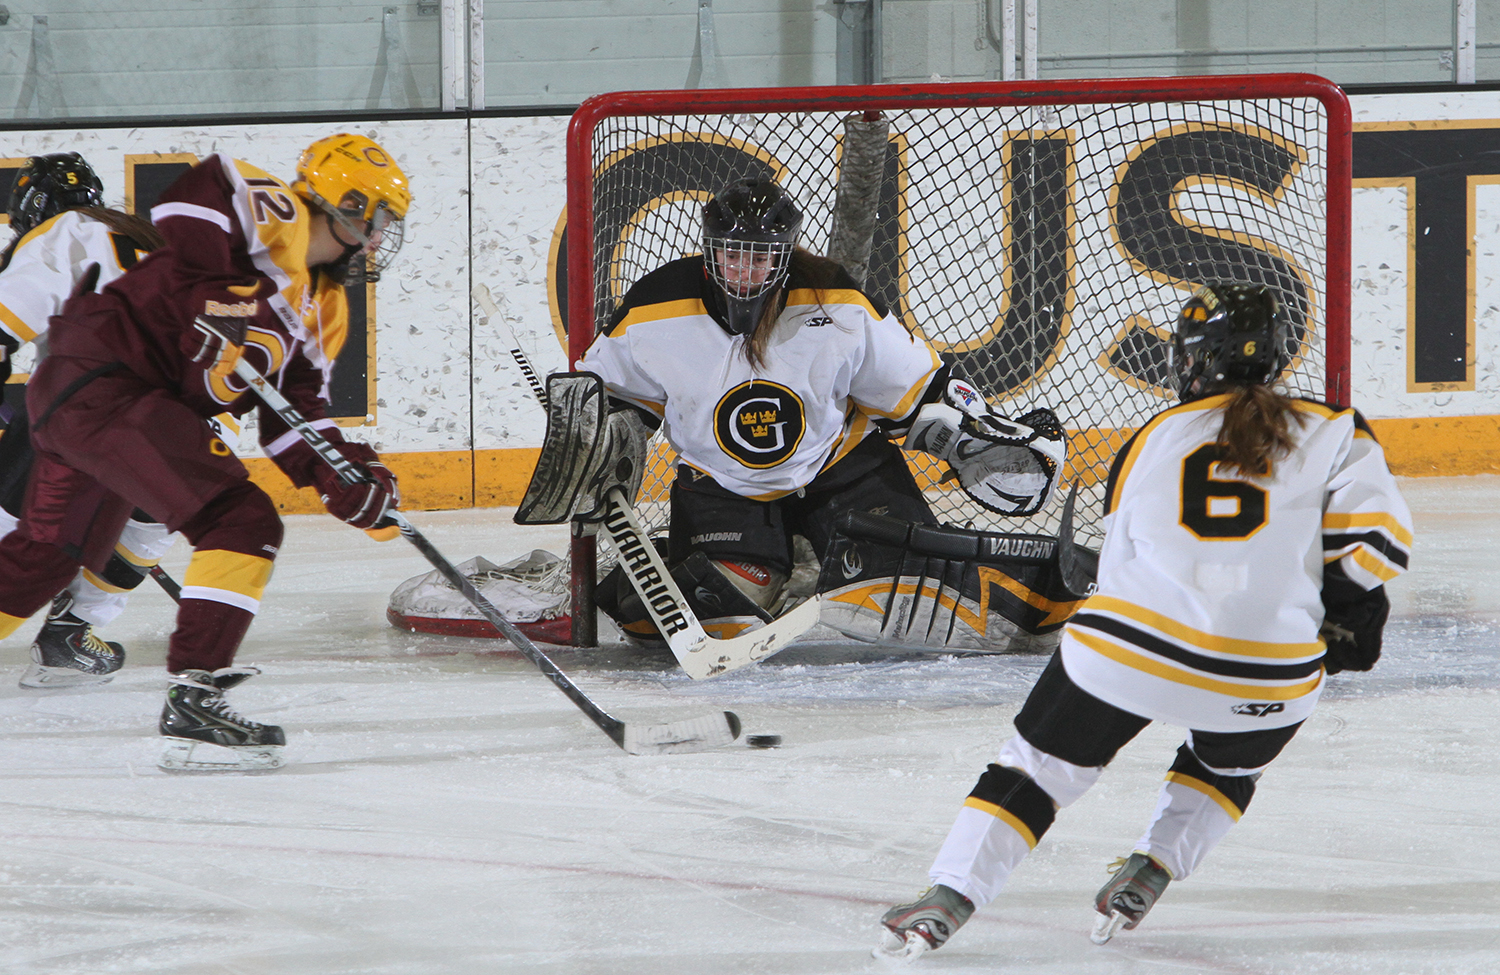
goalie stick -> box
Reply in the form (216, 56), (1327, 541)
(230, 357), (741, 756)
(597, 485), (822, 679)
(473, 284), (550, 409)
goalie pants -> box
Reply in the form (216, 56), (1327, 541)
(928, 651), (1303, 909)
(0, 357), (280, 673)
(667, 434), (935, 575)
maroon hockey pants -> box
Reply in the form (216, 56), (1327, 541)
(0, 359), (283, 672)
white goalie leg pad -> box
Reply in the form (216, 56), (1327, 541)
(158, 738), (285, 773)
(997, 734), (1102, 808)
(928, 803), (1035, 910)
(1134, 779), (1239, 881)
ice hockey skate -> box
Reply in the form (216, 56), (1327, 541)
(1091, 852), (1172, 944)
(158, 667), (286, 772)
(18, 592), (126, 689)
(873, 884), (975, 961)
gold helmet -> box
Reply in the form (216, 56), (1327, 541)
(292, 133), (411, 282)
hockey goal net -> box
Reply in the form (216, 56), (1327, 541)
(563, 74), (1350, 644)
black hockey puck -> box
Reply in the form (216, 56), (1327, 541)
(746, 734), (782, 748)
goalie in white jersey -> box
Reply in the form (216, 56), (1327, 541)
(0, 153), (179, 689)
(575, 177), (1064, 639)
(876, 283), (1412, 960)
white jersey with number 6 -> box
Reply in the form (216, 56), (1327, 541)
(1059, 394), (1412, 732)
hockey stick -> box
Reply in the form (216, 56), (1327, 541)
(150, 565), (182, 602)
(597, 486), (821, 679)
(473, 284), (550, 409)
(230, 358), (741, 755)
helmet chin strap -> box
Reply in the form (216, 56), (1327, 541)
(316, 209), (375, 284)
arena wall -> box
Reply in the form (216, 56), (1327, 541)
(0, 85), (1493, 514)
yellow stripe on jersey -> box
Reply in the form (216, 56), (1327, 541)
(1106, 393), (1234, 513)
(786, 287), (881, 319)
(0, 302), (36, 343)
(1322, 511), (1415, 547)
(183, 550), (275, 602)
(1164, 772), (1243, 822)
(860, 351), (942, 421)
(616, 298), (709, 331)
(1070, 628), (1323, 699)
(963, 796), (1040, 848)
(1350, 546), (1402, 582)
(1083, 594), (1323, 658)
(819, 409), (873, 473)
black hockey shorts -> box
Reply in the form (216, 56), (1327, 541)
(666, 434), (936, 575)
(1014, 650), (1304, 771)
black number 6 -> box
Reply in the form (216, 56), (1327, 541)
(1180, 444), (1268, 539)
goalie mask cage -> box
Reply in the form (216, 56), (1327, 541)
(564, 74), (1351, 647)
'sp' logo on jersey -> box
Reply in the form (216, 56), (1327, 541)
(713, 380), (805, 469)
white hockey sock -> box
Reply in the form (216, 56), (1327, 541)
(928, 803), (1035, 909)
(1135, 777), (1240, 880)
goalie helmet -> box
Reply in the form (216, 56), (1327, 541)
(292, 133), (411, 282)
(1172, 283), (1290, 402)
(8, 152), (104, 237)
(701, 177), (802, 336)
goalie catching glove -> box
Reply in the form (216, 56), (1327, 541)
(904, 379), (1065, 516)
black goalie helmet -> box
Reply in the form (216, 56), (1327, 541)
(9, 152), (104, 237)
(1172, 283), (1291, 401)
(701, 177), (803, 336)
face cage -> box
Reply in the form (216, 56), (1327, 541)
(704, 237), (793, 300)
(322, 198), (407, 281)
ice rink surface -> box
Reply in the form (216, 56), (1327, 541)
(0, 476), (1496, 974)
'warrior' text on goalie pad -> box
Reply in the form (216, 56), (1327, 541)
(815, 512), (1097, 653)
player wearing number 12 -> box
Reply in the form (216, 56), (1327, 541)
(0, 134), (411, 771)
(876, 284), (1412, 959)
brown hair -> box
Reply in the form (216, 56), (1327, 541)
(78, 206), (166, 252)
(742, 248), (848, 370)
(1214, 383), (1305, 476)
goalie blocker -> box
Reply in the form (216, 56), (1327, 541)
(817, 510), (1097, 653)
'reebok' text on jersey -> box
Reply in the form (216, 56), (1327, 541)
(1059, 395), (1413, 732)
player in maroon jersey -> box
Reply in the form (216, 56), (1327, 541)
(0, 133), (411, 771)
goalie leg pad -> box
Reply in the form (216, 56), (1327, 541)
(815, 512), (1090, 651)
(516, 372), (650, 525)
(598, 549), (773, 646)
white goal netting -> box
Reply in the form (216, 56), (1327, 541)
(567, 77), (1350, 553)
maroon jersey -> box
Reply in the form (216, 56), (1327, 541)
(44, 154), (353, 478)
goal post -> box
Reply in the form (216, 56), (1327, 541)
(563, 73), (1352, 647)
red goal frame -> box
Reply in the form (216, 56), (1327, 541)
(562, 74), (1352, 647)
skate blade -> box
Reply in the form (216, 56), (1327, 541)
(1090, 909), (1129, 945)
(19, 663), (117, 689)
(158, 738), (284, 773)
(871, 927), (933, 962)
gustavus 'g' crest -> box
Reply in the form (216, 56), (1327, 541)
(714, 380), (806, 469)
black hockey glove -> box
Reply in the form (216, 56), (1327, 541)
(0, 331), (17, 386)
(1320, 563), (1390, 675)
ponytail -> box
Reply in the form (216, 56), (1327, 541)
(1215, 384), (1304, 476)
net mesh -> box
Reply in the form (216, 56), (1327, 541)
(579, 93), (1333, 548)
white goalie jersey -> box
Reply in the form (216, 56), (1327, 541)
(579, 256), (941, 500)
(1059, 394), (1412, 732)
(0, 210), (148, 352)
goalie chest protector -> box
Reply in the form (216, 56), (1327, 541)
(579, 257), (941, 500)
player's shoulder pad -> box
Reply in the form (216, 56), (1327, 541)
(605, 256), (707, 336)
(1290, 396), (1378, 439)
(786, 259), (890, 319)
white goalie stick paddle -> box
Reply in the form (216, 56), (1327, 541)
(230, 358), (741, 756)
(598, 486), (822, 679)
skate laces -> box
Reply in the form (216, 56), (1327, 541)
(201, 692), (265, 730)
(78, 630), (121, 659)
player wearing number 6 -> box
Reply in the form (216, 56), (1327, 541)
(876, 283), (1412, 960)
(0, 134), (410, 771)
